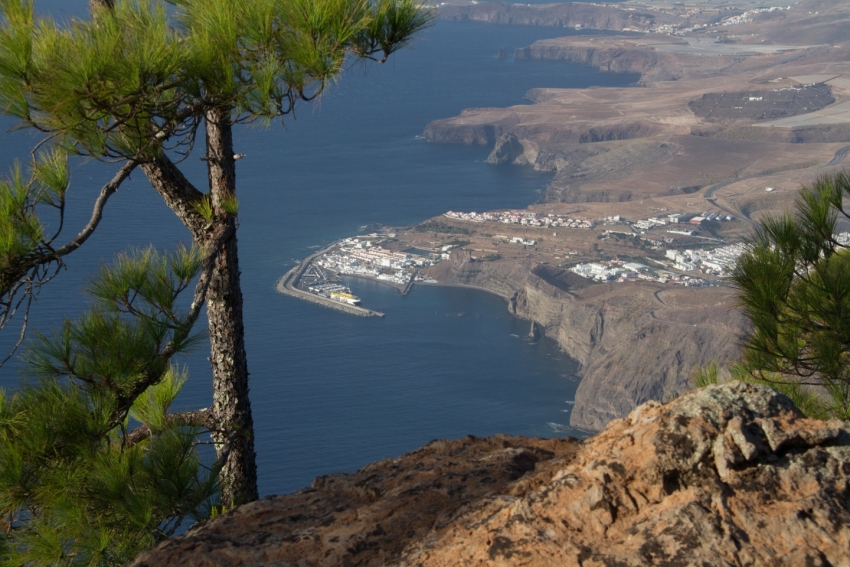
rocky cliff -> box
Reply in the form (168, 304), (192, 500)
(429, 250), (746, 432)
(128, 382), (850, 566)
(438, 2), (664, 31)
(514, 41), (682, 81)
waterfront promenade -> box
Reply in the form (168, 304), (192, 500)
(276, 243), (385, 318)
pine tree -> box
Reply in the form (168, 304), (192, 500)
(733, 171), (850, 420)
(0, 247), (220, 565)
(0, 0), (432, 505)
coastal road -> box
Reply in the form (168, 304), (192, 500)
(703, 144), (850, 225)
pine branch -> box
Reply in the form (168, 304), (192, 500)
(54, 161), (137, 257)
(140, 154), (208, 241)
(125, 408), (216, 447)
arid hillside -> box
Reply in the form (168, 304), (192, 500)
(426, 0), (850, 224)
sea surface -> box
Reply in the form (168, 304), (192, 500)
(0, 4), (637, 495)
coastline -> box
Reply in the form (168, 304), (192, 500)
(268, 0), (850, 431)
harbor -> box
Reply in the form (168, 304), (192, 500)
(276, 243), (385, 317)
(276, 234), (441, 317)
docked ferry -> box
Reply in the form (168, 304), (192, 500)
(329, 290), (361, 305)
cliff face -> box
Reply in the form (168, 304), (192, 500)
(437, 3), (663, 31)
(514, 42), (681, 80)
(422, 110), (522, 145)
(432, 250), (746, 432)
(128, 383), (850, 566)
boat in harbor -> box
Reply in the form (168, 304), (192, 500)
(330, 290), (362, 305)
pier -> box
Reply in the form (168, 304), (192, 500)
(400, 273), (415, 296)
(276, 243), (385, 318)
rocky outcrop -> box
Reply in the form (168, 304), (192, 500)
(425, 112), (660, 148)
(128, 383), (850, 566)
(422, 110), (522, 145)
(128, 435), (582, 567)
(402, 383), (850, 566)
(485, 133), (527, 165)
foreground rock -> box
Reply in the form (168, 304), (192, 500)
(129, 383), (850, 566)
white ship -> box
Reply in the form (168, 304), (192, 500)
(329, 291), (361, 305)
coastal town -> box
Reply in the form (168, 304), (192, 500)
(276, 235), (442, 315)
(279, 201), (850, 311)
(580, 2), (792, 35)
(444, 210), (596, 229)
(314, 237), (438, 288)
(446, 208), (731, 233)
(567, 242), (748, 287)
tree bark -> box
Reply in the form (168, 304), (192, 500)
(89, 0), (114, 9)
(140, 154), (207, 242)
(125, 407), (216, 447)
(203, 106), (259, 506)
(141, 116), (259, 507)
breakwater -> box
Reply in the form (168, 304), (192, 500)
(276, 246), (385, 318)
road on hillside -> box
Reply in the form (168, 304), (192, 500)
(702, 144), (850, 225)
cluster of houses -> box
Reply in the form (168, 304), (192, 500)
(567, 230), (848, 286)
(440, 208), (736, 237)
(632, 212), (731, 231)
(570, 261), (652, 282)
(316, 238), (434, 286)
(569, 260), (708, 287)
(494, 235), (538, 246)
(443, 210), (595, 229)
(721, 6), (789, 26)
(664, 243), (747, 275)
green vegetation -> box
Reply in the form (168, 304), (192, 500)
(0, 248), (218, 565)
(414, 221), (473, 235)
(689, 363), (720, 389)
(693, 172), (850, 421)
(733, 171), (850, 420)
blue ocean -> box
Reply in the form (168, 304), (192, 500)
(0, 3), (637, 495)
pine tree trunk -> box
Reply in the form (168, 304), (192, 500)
(89, 0), (114, 11)
(204, 107), (259, 506)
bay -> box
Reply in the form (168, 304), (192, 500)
(0, 6), (638, 495)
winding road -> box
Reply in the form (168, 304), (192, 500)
(702, 144), (850, 225)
